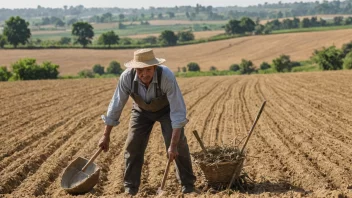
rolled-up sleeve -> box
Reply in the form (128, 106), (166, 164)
(162, 67), (188, 129)
(101, 70), (131, 126)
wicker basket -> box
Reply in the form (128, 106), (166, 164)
(61, 157), (100, 194)
(194, 154), (245, 185)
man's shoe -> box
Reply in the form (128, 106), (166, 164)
(124, 187), (138, 196)
(182, 185), (200, 194)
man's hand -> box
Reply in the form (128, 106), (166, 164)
(168, 145), (179, 160)
(168, 128), (181, 160)
(99, 125), (113, 152)
(98, 135), (110, 152)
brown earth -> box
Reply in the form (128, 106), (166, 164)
(2, 28), (352, 75)
(1, 70), (352, 197)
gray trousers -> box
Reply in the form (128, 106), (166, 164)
(123, 106), (196, 193)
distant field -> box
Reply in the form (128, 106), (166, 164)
(31, 22), (225, 41)
(123, 30), (224, 39)
(2, 28), (352, 75)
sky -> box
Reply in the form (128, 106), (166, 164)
(1, 0), (320, 9)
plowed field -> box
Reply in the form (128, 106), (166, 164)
(1, 71), (352, 197)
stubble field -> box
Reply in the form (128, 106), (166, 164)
(2, 29), (352, 75)
(1, 70), (352, 197)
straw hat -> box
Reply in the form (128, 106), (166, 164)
(124, 49), (166, 68)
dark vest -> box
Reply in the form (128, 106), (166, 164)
(130, 66), (170, 112)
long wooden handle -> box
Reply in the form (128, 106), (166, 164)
(240, 101), (266, 155)
(228, 101), (266, 190)
(192, 130), (207, 154)
(160, 158), (172, 190)
(82, 148), (103, 172)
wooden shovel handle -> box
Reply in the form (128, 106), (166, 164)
(192, 130), (207, 154)
(160, 158), (172, 190)
(82, 148), (102, 172)
(240, 101), (266, 155)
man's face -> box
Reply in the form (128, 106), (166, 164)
(136, 66), (156, 85)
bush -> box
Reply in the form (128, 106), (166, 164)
(311, 46), (343, 70)
(107, 61), (123, 75)
(0, 66), (12, 81)
(343, 51), (352, 70)
(260, 62), (271, 70)
(342, 41), (352, 57)
(177, 31), (195, 42)
(0, 35), (7, 48)
(159, 30), (178, 46)
(93, 64), (105, 75)
(229, 64), (240, 71)
(141, 36), (157, 44)
(272, 54), (292, 72)
(59, 37), (71, 45)
(187, 62), (200, 72)
(11, 58), (59, 80)
(182, 67), (187, 72)
(78, 69), (95, 78)
(239, 59), (255, 74)
(209, 66), (217, 71)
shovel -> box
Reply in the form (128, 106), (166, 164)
(157, 158), (173, 196)
(61, 148), (102, 194)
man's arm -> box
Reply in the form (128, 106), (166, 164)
(161, 66), (188, 160)
(99, 70), (131, 152)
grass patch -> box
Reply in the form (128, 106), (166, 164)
(272, 25), (352, 34)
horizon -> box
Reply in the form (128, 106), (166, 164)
(1, 0), (320, 9)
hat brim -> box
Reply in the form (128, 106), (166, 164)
(124, 58), (166, 68)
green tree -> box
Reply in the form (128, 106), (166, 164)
(159, 30), (178, 46)
(333, 16), (344, 25)
(92, 64), (105, 75)
(167, 12), (175, 19)
(260, 62), (271, 70)
(187, 62), (200, 71)
(177, 31), (195, 42)
(4, 16), (31, 48)
(300, 18), (311, 28)
(0, 35), (7, 48)
(98, 31), (119, 47)
(72, 22), (94, 47)
(182, 67), (187, 72)
(312, 46), (343, 70)
(239, 59), (255, 74)
(0, 66), (12, 81)
(229, 64), (240, 71)
(225, 19), (241, 34)
(55, 19), (65, 27)
(240, 17), (256, 33)
(107, 61), (123, 75)
(343, 51), (352, 69)
(272, 54), (292, 72)
(119, 14), (125, 21)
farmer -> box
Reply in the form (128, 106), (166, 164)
(98, 49), (196, 195)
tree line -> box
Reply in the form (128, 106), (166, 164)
(2, 1), (352, 23)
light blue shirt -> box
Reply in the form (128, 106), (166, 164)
(101, 65), (188, 129)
